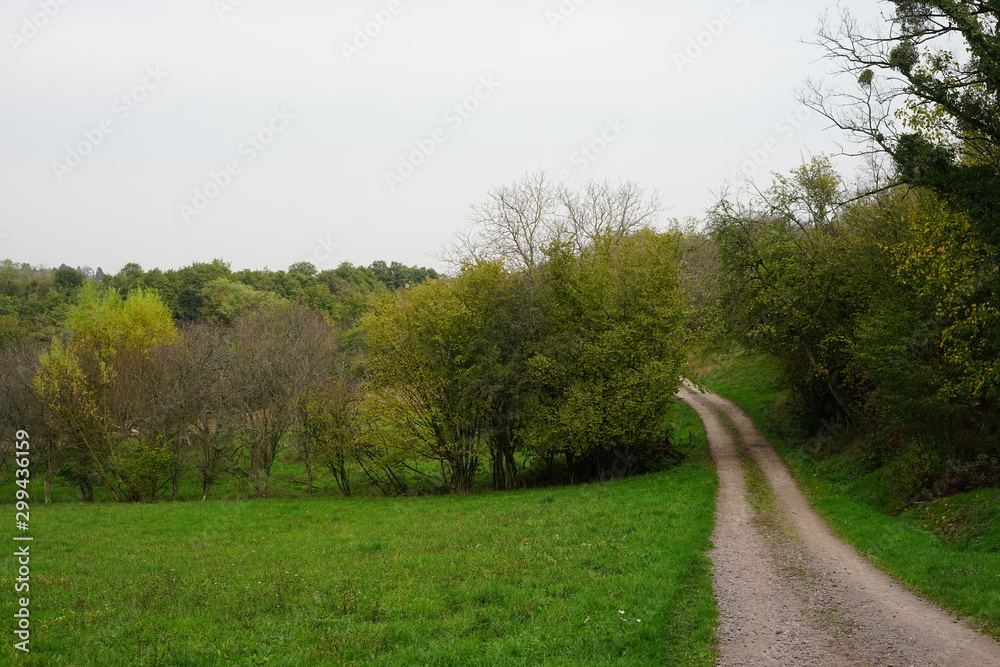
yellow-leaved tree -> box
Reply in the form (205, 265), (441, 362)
(34, 285), (178, 502)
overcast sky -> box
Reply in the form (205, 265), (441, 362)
(0, 0), (888, 275)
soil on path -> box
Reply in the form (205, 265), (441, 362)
(678, 382), (1000, 667)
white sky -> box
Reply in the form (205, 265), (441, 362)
(0, 0), (888, 274)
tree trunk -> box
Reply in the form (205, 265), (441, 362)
(171, 430), (183, 501)
(78, 476), (94, 502)
(304, 443), (313, 498)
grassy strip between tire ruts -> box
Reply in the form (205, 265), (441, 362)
(716, 413), (811, 584)
(692, 347), (1000, 640)
(1, 401), (718, 666)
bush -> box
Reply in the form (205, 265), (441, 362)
(878, 442), (945, 511)
(940, 455), (1000, 494)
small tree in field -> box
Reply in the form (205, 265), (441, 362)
(524, 229), (688, 479)
(361, 277), (486, 493)
(294, 374), (360, 497)
(152, 322), (234, 501)
(0, 345), (59, 502)
(34, 286), (179, 502)
(227, 303), (338, 497)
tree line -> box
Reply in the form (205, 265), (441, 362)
(0, 177), (693, 502)
(0, 259), (438, 502)
(0, 258), (438, 346)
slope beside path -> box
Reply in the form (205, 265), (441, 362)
(678, 382), (1000, 666)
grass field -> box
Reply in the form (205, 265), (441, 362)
(692, 346), (1000, 638)
(2, 401), (718, 666)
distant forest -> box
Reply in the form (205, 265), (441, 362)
(0, 258), (440, 346)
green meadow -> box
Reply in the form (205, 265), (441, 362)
(1, 403), (717, 666)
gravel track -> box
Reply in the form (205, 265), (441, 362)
(678, 382), (1000, 666)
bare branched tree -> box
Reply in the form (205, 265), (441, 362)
(152, 322), (233, 501)
(228, 304), (338, 497)
(802, 2), (1000, 237)
(450, 170), (561, 272)
(0, 345), (59, 502)
(446, 170), (664, 272)
(558, 179), (663, 254)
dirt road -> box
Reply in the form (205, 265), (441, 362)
(678, 382), (1000, 666)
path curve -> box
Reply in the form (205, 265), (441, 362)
(678, 382), (1000, 666)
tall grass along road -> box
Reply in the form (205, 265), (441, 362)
(679, 382), (1000, 666)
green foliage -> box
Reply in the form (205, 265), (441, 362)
(368, 260), (440, 290)
(0, 313), (26, 347)
(713, 157), (1000, 462)
(66, 285), (179, 360)
(0, 260), (69, 344)
(293, 377), (360, 497)
(847, 193), (1000, 441)
(165, 260), (234, 321)
(711, 156), (870, 420)
(53, 266), (84, 292)
(815, 2), (1000, 241)
(362, 275), (486, 493)
(0, 256), (434, 351)
(876, 442), (945, 512)
(111, 436), (174, 503)
(34, 286), (179, 502)
(362, 229), (689, 492)
(526, 230), (687, 476)
(199, 278), (285, 325)
(96, 258), (435, 327)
